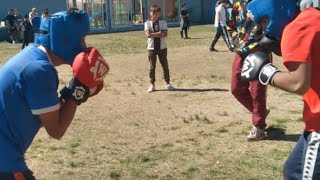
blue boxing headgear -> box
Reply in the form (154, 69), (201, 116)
(247, 0), (297, 40)
(34, 9), (90, 65)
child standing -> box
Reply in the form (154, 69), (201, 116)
(180, 3), (190, 39)
(144, 5), (174, 93)
(21, 15), (32, 49)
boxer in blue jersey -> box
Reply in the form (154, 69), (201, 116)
(0, 8), (106, 179)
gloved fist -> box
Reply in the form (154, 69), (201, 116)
(60, 78), (104, 105)
(241, 52), (280, 85)
(72, 47), (109, 89)
(60, 77), (90, 105)
(60, 47), (109, 105)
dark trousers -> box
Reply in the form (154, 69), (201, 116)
(148, 48), (170, 84)
(210, 25), (232, 49)
(21, 31), (29, 49)
(231, 54), (268, 129)
(0, 170), (36, 180)
(180, 27), (188, 39)
(284, 131), (320, 180)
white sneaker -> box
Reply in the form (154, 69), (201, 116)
(247, 126), (267, 141)
(147, 84), (155, 93)
(165, 83), (175, 91)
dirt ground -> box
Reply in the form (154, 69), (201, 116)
(9, 28), (304, 179)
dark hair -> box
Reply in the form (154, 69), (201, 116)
(150, 5), (161, 12)
(24, 14), (29, 18)
(218, 0), (229, 4)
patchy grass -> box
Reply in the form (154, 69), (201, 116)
(0, 25), (305, 179)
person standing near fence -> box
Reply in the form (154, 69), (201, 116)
(4, 9), (18, 44)
(21, 15), (32, 49)
(41, 8), (50, 19)
(179, 3), (190, 39)
(28, 8), (39, 25)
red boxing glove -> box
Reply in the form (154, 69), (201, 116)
(72, 47), (110, 88)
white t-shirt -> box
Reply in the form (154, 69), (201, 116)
(144, 19), (168, 50)
(214, 4), (227, 27)
(29, 12), (39, 24)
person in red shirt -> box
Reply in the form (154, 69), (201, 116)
(242, 0), (320, 179)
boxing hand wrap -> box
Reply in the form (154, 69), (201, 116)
(72, 47), (109, 89)
(60, 77), (90, 105)
(258, 63), (280, 86)
(241, 52), (279, 85)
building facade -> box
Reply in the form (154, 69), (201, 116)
(1, 0), (319, 36)
(66, 0), (219, 33)
(0, 0), (219, 34)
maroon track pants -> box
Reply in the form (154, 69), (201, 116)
(231, 54), (268, 129)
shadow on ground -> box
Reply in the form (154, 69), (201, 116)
(185, 37), (207, 40)
(155, 88), (229, 92)
(266, 127), (300, 142)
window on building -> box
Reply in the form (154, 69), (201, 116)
(130, 0), (145, 24)
(83, 0), (106, 28)
(67, 0), (107, 29)
(149, 0), (178, 22)
(112, 0), (129, 26)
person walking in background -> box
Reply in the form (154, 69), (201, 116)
(144, 5), (174, 93)
(21, 15), (32, 49)
(4, 9), (18, 44)
(209, 0), (233, 52)
(179, 3), (190, 39)
(228, 0), (270, 141)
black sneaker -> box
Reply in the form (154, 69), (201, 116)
(209, 48), (218, 52)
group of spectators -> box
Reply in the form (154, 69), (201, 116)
(3, 7), (50, 49)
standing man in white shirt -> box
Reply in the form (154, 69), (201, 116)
(209, 0), (233, 52)
(144, 4), (174, 93)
